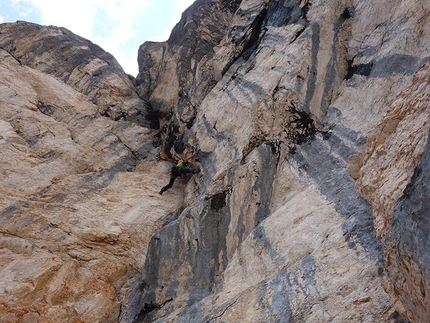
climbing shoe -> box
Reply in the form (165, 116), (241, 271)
(159, 188), (165, 195)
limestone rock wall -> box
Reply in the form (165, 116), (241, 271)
(136, 0), (243, 156)
(1, 0), (430, 322)
(0, 25), (172, 323)
(129, 0), (430, 322)
(0, 21), (157, 129)
(354, 59), (430, 322)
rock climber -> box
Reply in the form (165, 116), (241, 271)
(159, 153), (199, 195)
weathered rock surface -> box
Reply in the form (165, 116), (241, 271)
(1, 0), (430, 322)
(0, 26), (176, 322)
(136, 0), (243, 156)
(354, 59), (430, 322)
(131, 0), (430, 322)
(0, 21), (157, 129)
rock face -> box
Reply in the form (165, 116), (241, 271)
(0, 22), (157, 129)
(1, 0), (430, 323)
(136, 0), (243, 156)
(354, 59), (430, 323)
(0, 22), (173, 323)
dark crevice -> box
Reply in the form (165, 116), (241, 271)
(388, 311), (411, 323)
(242, 135), (267, 159)
(345, 61), (374, 80)
(301, 1), (311, 22)
(1, 47), (23, 65)
(137, 298), (173, 321)
(242, 9), (268, 61)
(186, 116), (196, 130)
(341, 7), (352, 20)
(221, 8), (268, 75)
(290, 26), (306, 43)
(37, 101), (55, 117)
(127, 100), (160, 130)
(173, 133), (186, 155)
(145, 108), (160, 130)
(209, 191), (228, 211)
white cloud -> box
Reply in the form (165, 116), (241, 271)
(28, 0), (151, 41)
(16, 0), (152, 75)
(9, 0), (38, 20)
(10, 0), (196, 75)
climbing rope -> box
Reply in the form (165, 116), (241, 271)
(118, 282), (145, 323)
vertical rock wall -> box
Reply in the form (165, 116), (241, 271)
(0, 21), (157, 129)
(1, 0), (430, 322)
(355, 59), (430, 322)
(126, 0), (430, 322)
(136, 0), (243, 156)
(0, 23), (168, 323)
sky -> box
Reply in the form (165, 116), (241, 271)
(0, 0), (196, 76)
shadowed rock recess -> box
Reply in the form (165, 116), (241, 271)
(1, 0), (430, 322)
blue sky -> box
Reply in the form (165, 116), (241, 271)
(0, 0), (195, 75)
